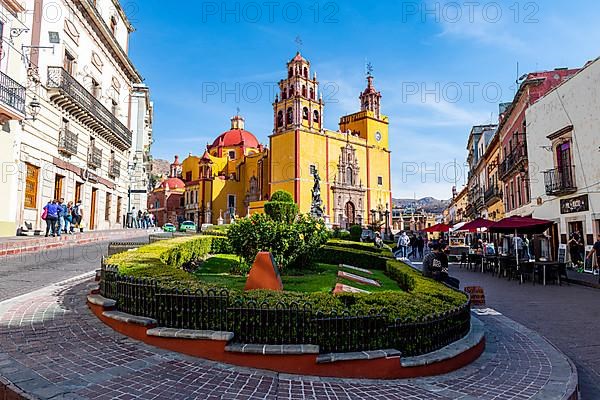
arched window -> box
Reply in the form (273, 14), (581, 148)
(282, 89), (287, 100)
(313, 110), (320, 123)
(277, 111), (283, 127)
(289, 86), (295, 96)
(286, 107), (293, 125)
(303, 67), (308, 77)
(346, 167), (354, 185)
(302, 85), (307, 97)
(309, 87), (314, 99)
(302, 107), (308, 120)
(288, 67), (293, 77)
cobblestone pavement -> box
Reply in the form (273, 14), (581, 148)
(448, 264), (600, 398)
(0, 235), (150, 302)
(0, 276), (577, 399)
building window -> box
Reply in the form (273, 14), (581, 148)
(54, 175), (64, 201)
(309, 164), (316, 176)
(24, 164), (39, 209)
(313, 110), (319, 123)
(154, 200), (160, 209)
(64, 50), (75, 75)
(185, 171), (192, 182)
(228, 150), (236, 160)
(228, 195), (235, 209)
(286, 107), (293, 125)
(277, 111), (283, 127)
(302, 85), (307, 97)
(309, 87), (315, 100)
(302, 107), (308, 120)
(516, 176), (522, 207)
(510, 181), (515, 210)
(105, 193), (112, 221)
(377, 176), (383, 186)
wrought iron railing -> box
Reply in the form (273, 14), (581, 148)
(109, 158), (121, 178)
(88, 146), (102, 168)
(58, 128), (78, 156)
(544, 165), (577, 196)
(0, 70), (25, 115)
(47, 67), (131, 148)
(484, 185), (502, 205)
(99, 264), (471, 356)
(499, 144), (527, 178)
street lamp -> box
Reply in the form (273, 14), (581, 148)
(370, 209), (377, 231)
(125, 154), (138, 228)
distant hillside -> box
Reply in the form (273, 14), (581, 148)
(151, 158), (171, 178)
(393, 197), (450, 213)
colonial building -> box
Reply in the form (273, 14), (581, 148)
(465, 125), (497, 220)
(497, 68), (579, 218)
(147, 156), (185, 227)
(527, 57), (600, 268)
(0, 0), (28, 236)
(164, 53), (393, 229)
(0, 0), (152, 236)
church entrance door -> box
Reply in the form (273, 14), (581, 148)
(345, 201), (356, 227)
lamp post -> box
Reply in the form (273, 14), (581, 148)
(370, 209), (377, 231)
(126, 154), (138, 228)
(384, 204), (390, 239)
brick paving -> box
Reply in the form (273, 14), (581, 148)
(447, 264), (600, 398)
(0, 276), (577, 399)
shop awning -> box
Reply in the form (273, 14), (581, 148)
(488, 216), (555, 235)
(459, 218), (495, 233)
(423, 223), (451, 233)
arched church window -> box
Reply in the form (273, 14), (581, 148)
(346, 167), (354, 185)
(313, 110), (320, 123)
(302, 85), (307, 97)
(302, 107), (308, 120)
(288, 67), (293, 77)
(286, 107), (293, 125)
(309, 87), (314, 99)
(303, 67), (308, 77)
(277, 111), (283, 127)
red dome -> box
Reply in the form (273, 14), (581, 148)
(209, 129), (260, 150)
(160, 177), (185, 190)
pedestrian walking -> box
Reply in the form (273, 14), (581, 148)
(417, 234), (425, 260)
(57, 198), (65, 236)
(65, 201), (73, 234)
(586, 234), (600, 277)
(569, 234), (582, 267)
(410, 234), (418, 260)
(43, 200), (59, 237)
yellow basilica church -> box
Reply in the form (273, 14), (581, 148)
(158, 53), (392, 229)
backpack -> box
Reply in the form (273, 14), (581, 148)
(41, 208), (48, 220)
(72, 205), (79, 217)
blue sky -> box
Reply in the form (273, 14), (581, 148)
(127, 0), (600, 199)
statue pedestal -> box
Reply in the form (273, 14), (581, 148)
(244, 252), (283, 292)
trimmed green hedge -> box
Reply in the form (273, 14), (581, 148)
(315, 245), (388, 270)
(327, 239), (393, 257)
(159, 236), (212, 268)
(385, 260), (416, 292)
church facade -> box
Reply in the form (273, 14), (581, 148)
(155, 53), (392, 229)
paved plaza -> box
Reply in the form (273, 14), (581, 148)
(0, 268), (578, 399)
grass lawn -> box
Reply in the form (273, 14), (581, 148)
(192, 256), (403, 293)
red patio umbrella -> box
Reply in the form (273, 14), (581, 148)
(423, 223), (451, 233)
(488, 216), (555, 266)
(488, 216), (554, 235)
(458, 218), (495, 233)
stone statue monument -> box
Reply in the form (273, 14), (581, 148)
(310, 171), (324, 218)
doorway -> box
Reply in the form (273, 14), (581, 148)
(345, 201), (355, 227)
(90, 188), (97, 230)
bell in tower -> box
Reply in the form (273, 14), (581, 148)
(359, 72), (382, 120)
(273, 52), (324, 134)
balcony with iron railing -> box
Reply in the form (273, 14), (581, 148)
(499, 144), (527, 179)
(0, 70), (25, 121)
(88, 146), (102, 169)
(47, 67), (132, 150)
(109, 158), (121, 178)
(484, 185), (503, 206)
(544, 165), (577, 196)
(58, 128), (78, 156)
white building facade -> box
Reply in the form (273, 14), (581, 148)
(526, 57), (600, 269)
(129, 83), (153, 215)
(0, 0), (152, 236)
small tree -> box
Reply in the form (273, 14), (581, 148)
(264, 190), (299, 224)
(349, 224), (362, 242)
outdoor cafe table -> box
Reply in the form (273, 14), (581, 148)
(534, 261), (560, 286)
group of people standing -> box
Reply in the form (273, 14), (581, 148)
(42, 199), (83, 237)
(129, 208), (155, 229)
(395, 232), (426, 260)
(568, 231), (586, 269)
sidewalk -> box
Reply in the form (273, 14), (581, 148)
(0, 228), (158, 257)
(566, 269), (600, 289)
(0, 276), (579, 400)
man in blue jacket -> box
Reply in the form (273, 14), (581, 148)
(44, 200), (59, 237)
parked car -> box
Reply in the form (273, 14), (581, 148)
(162, 223), (175, 233)
(179, 221), (197, 232)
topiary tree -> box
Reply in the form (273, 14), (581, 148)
(264, 190), (299, 224)
(349, 224), (362, 242)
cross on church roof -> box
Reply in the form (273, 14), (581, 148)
(295, 35), (303, 52)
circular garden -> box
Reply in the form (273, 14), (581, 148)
(100, 192), (470, 357)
